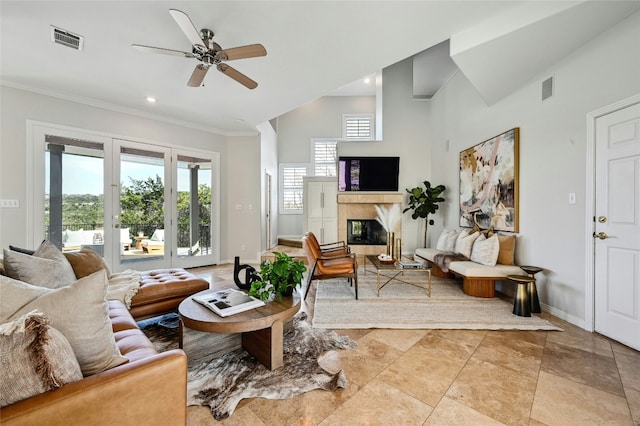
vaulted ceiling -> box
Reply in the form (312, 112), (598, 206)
(1, 1), (637, 135)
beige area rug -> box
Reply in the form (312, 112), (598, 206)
(312, 270), (563, 331)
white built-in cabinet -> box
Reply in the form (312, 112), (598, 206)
(304, 177), (338, 244)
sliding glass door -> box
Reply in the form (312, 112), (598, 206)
(113, 140), (170, 271)
(33, 124), (219, 272)
(172, 150), (218, 268)
(41, 131), (111, 256)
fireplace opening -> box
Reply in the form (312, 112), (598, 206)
(347, 219), (387, 245)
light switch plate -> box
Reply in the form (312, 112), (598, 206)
(0, 199), (19, 208)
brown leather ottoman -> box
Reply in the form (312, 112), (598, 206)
(129, 268), (209, 319)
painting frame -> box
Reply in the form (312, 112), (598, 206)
(459, 128), (519, 233)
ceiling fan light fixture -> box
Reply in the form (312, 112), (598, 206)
(133, 9), (266, 89)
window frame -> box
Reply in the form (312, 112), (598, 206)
(279, 163), (310, 215)
(342, 113), (374, 141)
(310, 138), (338, 177)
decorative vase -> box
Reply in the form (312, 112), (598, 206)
(395, 238), (402, 259)
(386, 232), (395, 258)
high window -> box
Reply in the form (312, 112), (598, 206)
(279, 163), (308, 214)
(312, 139), (337, 177)
(343, 114), (374, 140)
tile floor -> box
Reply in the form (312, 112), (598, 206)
(186, 264), (640, 426)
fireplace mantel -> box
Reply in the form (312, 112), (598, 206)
(337, 192), (404, 256)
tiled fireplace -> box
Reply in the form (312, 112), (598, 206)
(337, 192), (404, 256)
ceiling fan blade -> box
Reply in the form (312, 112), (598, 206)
(169, 9), (205, 48)
(216, 63), (258, 89)
(132, 44), (194, 58)
(188, 64), (210, 87)
(217, 44), (267, 61)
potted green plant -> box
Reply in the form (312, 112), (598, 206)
(249, 251), (307, 301)
(403, 180), (446, 247)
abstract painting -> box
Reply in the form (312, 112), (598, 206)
(459, 128), (519, 232)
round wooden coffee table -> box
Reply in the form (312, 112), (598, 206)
(178, 288), (301, 370)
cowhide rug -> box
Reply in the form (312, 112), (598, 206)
(139, 312), (357, 420)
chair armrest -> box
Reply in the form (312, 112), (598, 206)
(319, 240), (347, 249)
(317, 252), (355, 261)
(0, 350), (187, 426)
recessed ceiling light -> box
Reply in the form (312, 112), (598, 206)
(364, 78), (371, 84)
(146, 96), (157, 103)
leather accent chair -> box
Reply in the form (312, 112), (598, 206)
(302, 234), (358, 300)
(305, 232), (350, 256)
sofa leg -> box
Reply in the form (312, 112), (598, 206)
(463, 278), (495, 298)
(427, 261), (453, 279)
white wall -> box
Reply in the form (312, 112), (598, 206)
(428, 10), (640, 326)
(258, 121), (279, 253)
(275, 57), (430, 251)
(275, 95), (376, 237)
(0, 85), (261, 262)
(225, 135), (262, 263)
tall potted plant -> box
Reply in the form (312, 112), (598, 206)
(249, 252), (307, 301)
(403, 181), (446, 247)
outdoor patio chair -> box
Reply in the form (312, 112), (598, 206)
(120, 228), (131, 253)
(142, 229), (165, 254)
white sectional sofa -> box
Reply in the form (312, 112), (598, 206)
(414, 228), (523, 298)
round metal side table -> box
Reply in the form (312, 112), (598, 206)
(507, 275), (535, 317)
(520, 265), (543, 313)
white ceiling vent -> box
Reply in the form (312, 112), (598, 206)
(50, 26), (84, 51)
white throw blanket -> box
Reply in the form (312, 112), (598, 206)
(107, 269), (141, 308)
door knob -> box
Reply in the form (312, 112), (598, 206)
(593, 232), (608, 240)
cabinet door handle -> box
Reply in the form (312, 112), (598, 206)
(321, 192), (324, 209)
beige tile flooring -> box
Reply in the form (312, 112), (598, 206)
(186, 264), (640, 426)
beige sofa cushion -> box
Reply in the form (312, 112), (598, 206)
(0, 271), (128, 376)
(3, 241), (77, 289)
(448, 261), (523, 278)
(0, 311), (82, 407)
(470, 234), (500, 267)
(497, 235), (517, 265)
(454, 230), (480, 258)
(64, 247), (111, 279)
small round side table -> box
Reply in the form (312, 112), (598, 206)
(520, 265), (543, 313)
(507, 275), (535, 317)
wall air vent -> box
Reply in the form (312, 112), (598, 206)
(50, 26), (84, 51)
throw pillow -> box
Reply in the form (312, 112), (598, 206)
(497, 235), (517, 265)
(3, 240), (77, 289)
(435, 230), (450, 250)
(470, 234), (500, 266)
(0, 271), (128, 376)
(435, 229), (461, 251)
(0, 310), (82, 407)
(64, 247), (111, 279)
(454, 231), (480, 258)
(9, 244), (36, 255)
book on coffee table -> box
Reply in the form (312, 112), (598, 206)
(192, 288), (265, 317)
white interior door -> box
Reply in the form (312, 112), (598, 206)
(594, 102), (640, 350)
(265, 171), (272, 249)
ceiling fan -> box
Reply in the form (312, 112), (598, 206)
(132, 9), (266, 89)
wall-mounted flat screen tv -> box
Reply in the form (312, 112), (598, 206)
(338, 156), (400, 192)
